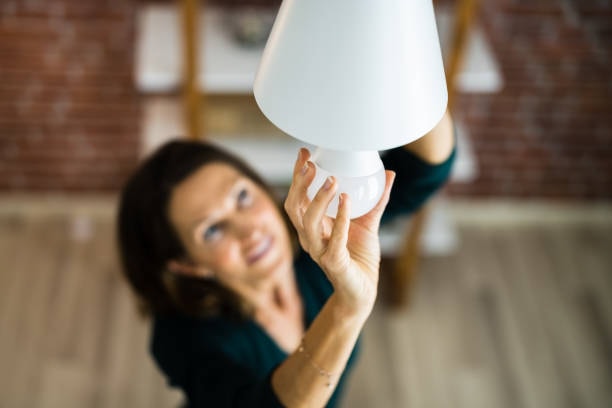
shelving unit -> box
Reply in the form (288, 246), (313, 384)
(135, 3), (496, 185)
(136, 8), (265, 94)
(135, 5), (502, 95)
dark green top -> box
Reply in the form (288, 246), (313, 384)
(151, 145), (456, 407)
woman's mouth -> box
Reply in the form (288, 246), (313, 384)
(247, 236), (274, 264)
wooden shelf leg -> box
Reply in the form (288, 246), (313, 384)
(181, 0), (204, 140)
(388, 0), (480, 309)
(389, 205), (429, 308)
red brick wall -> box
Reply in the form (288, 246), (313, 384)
(0, 0), (140, 191)
(447, 0), (612, 199)
(1, 0), (610, 198)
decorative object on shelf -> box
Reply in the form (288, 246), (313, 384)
(226, 7), (275, 48)
(253, 0), (448, 218)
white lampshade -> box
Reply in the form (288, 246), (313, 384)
(254, 0), (447, 217)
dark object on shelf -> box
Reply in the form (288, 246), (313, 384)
(227, 8), (275, 48)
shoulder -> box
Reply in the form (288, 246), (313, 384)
(151, 315), (285, 407)
(151, 313), (256, 383)
(152, 313), (253, 358)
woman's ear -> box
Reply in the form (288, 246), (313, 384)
(167, 260), (214, 279)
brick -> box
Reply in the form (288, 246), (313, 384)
(1, 0), (611, 197)
(0, 0), (139, 191)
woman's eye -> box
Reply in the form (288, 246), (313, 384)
(203, 223), (223, 242)
(237, 188), (252, 207)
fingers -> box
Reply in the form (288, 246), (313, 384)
(285, 147), (338, 257)
(302, 176), (337, 256)
(355, 170), (396, 226)
(291, 147), (310, 178)
(284, 148), (314, 228)
(374, 170), (396, 221)
(377, 170), (396, 212)
(321, 193), (351, 272)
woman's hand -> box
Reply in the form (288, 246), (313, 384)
(284, 148), (395, 316)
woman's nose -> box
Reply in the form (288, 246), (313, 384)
(234, 214), (262, 241)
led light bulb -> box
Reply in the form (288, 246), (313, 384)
(306, 148), (386, 218)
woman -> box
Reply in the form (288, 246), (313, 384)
(117, 111), (455, 407)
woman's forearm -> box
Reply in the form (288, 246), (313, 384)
(404, 110), (454, 164)
(276, 148), (394, 406)
(271, 293), (369, 407)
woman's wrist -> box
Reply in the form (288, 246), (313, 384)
(328, 292), (374, 325)
(271, 290), (370, 406)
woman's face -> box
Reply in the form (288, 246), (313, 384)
(167, 162), (294, 291)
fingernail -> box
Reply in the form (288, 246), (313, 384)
(300, 161), (310, 175)
(323, 176), (334, 190)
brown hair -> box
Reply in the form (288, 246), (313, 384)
(117, 140), (293, 320)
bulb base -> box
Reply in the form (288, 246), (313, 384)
(307, 149), (386, 219)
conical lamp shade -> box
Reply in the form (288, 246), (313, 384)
(254, 0), (448, 217)
(254, 0), (448, 151)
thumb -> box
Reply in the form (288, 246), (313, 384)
(355, 170), (395, 227)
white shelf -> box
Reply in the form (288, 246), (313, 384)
(135, 4), (503, 94)
(135, 7), (264, 93)
(209, 136), (313, 185)
(210, 120), (477, 185)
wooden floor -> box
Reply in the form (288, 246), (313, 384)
(0, 205), (611, 408)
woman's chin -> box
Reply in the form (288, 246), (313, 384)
(244, 232), (294, 287)
(253, 249), (293, 283)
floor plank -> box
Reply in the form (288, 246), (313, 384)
(1, 212), (611, 408)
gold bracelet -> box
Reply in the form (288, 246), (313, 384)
(298, 338), (334, 387)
